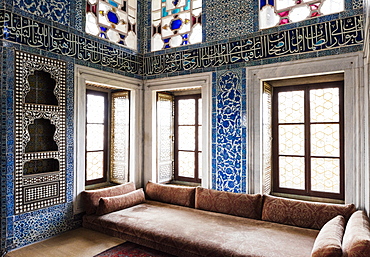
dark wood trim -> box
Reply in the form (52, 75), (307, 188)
(174, 94), (202, 183)
(272, 82), (344, 200)
(85, 89), (109, 186)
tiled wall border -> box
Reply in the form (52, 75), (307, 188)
(0, 9), (142, 78)
(143, 14), (364, 78)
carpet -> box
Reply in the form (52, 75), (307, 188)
(94, 241), (176, 257)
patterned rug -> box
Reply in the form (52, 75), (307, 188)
(94, 241), (176, 257)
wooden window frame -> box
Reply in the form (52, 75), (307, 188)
(272, 82), (344, 200)
(85, 89), (109, 186)
(174, 94), (202, 183)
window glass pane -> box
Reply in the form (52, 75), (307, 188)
(86, 124), (105, 151)
(278, 124), (304, 155)
(279, 156), (305, 190)
(198, 152), (202, 179)
(198, 125), (202, 151)
(178, 126), (195, 150)
(86, 94), (105, 123)
(86, 151), (104, 181)
(178, 99), (195, 125)
(178, 151), (195, 178)
(311, 124), (340, 157)
(278, 91), (304, 123)
(311, 158), (340, 193)
(198, 98), (202, 125)
(310, 88), (339, 122)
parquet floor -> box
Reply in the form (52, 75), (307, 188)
(4, 227), (125, 257)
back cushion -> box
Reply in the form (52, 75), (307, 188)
(311, 215), (345, 257)
(145, 181), (196, 208)
(342, 210), (370, 257)
(96, 188), (145, 215)
(82, 182), (136, 215)
(262, 195), (356, 230)
(195, 187), (263, 220)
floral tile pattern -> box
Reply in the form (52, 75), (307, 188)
(212, 70), (246, 193)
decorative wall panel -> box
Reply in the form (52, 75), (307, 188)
(212, 70), (246, 193)
(12, 0), (70, 26)
(14, 51), (66, 214)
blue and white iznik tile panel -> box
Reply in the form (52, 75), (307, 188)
(204, 0), (256, 43)
(212, 70), (247, 193)
(12, 0), (71, 26)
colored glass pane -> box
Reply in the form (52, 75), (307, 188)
(85, 0), (137, 50)
(151, 0), (202, 51)
(259, 0), (344, 29)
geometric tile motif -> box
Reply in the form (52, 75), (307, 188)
(352, 0), (363, 9)
(205, 0), (255, 42)
(14, 51), (66, 214)
(12, 0), (70, 25)
(212, 70), (246, 193)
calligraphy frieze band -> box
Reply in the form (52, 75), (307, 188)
(0, 10), (142, 75)
(0, 9), (364, 77)
(143, 15), (364, 76)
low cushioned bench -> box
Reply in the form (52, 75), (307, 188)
(82, 182), (370, 257)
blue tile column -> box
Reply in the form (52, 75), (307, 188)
(212, 69), (247, 193)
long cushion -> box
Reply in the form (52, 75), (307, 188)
(342, 210), (370, 257)
(81, 182), (136, 214)
(195, 187), (262, 219)
(83, 200), (319, 257)
(262, 195), (356, 229)
(145, 181), (195, 208)
(311, 215), (345, 257)
(96, 188), (145, 215)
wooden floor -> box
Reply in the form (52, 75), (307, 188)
(5, 227), (125, 257)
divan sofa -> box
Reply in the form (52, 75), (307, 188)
(82, 182), (370, 257)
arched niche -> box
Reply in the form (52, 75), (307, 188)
(26, 118), (58, 153)
(26, 70), (58, 105)
(23, 158), (60, 175)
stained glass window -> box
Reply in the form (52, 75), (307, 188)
(259, 0), (344, 29)
(151, 0), (202, 51)
(86, 0), (137, 50)
(272, 82), (344, 199)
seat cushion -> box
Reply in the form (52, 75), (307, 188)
(311, 215), (345, 257)
(84, 200), (319, 257)
(145, 181), (196, 208)
(195, 187), (262, 219)
(81, 182), (136, 215)
(342, 210), (370, 257)
(262, 195), (355, 230)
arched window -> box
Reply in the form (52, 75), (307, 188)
(151, 0), (202, 51)
(259, 0), (344, 29)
